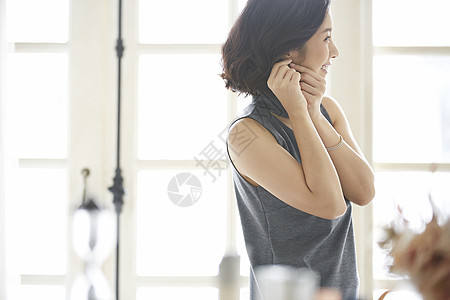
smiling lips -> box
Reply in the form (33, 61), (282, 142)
(321, 64), (331, 72)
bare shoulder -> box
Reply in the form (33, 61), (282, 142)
(322, 96), (346, 125)
(322, 95), (340, 108)
(227, 117), (278, 186)
(227, 117), (276, 157)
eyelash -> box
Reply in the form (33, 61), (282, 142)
(324, 36), (331, 42)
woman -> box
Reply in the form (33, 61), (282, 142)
(221, 0), (375, 299)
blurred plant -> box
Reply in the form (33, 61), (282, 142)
(378, 195), (450, 300)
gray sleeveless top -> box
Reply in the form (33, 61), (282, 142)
(227, 94), (359, 300)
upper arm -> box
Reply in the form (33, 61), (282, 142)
(322, 96), (375, 205)
(227, 117), (345, 219)
(322, 96), (366, 158)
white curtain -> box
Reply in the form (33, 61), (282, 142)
(0, 0), (7, 297)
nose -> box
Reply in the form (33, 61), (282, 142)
(329, 39), (339, 59)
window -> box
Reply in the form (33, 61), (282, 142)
(3, 0), (253, 299)
(134, 0), (251, 298)
(4, 0), (70, 299)
(9, 1), (446, 299)
(371, 0), (450, 298)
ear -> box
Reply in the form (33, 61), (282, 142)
(281, 50), (297, 61)
(281, 51), (292, 60)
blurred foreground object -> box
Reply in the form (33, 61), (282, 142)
(71, 169), (116, 300)
(379, 197), (450, 300)
(316, 288), (343, 300)
(255, 265), (326, 300)
(218, 254), (240, 300)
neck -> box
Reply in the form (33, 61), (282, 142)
(254, 90), (289, 118)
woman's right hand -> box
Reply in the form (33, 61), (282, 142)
(267, 59), (307, 116)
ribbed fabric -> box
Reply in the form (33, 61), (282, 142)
(227, 95), (359, 300)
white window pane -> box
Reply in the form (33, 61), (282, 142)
(373, 0), (450, 46)
(7, 53), (68, 159)
(136, 170), (227, 276)
(138, 54), (228, 160)
(373, 55), (450, 163)
(238, 0), (248, 12)
(139, 0), (228, 44)
(7, 169), (67, 275)
(6, 0), (69, 43)
(241, 288), (250, 300)
(137, 287), (218, 300)
(237, 94), (252, 117)
(8, 285), (65, 300)
(372, 171), (450, 279)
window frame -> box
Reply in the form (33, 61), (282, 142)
(120, 0), (247, 298)
(8, 0), (450, 299)
(0, 0), (7, 297)
(3, 0), (121, 297)
(5, 26), (70, 298)
(368, 0), (450, 297)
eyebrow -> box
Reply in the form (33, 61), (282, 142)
(321, 28), (332, 34)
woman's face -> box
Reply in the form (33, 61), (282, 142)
(289, 11), (339, 78)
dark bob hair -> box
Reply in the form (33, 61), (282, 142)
(220, 0), (331, 96)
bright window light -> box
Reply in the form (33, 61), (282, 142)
(139, 0), (228, 44)
(136, 169), (227, 276)
(8, 168), (67, 275)
(138, 54), (227, 160)
(6, 0), (69, 43)
(373, 55), (450, 163)
(373, 0), (450, 46)
(7, 53), (68, 159)
(137, 287), (218, 300)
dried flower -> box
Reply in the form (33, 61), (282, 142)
(379, 201), (450, 300)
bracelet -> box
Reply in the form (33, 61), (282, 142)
(326, 135), (343, 151)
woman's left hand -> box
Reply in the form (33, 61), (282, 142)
(289, 63), (326, 119)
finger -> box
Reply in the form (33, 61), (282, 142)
(289, 64), (318, 77)
(290, 64), (326, 84)
(267, 65), (289, 89)
(286, 67), (299, 81)
(302, 90), (315, 99)
(290, 70), (301, 83)
(272, 66), (293, 87)
(274, 58), (293, 68)
(300, 71), (326, 87)
(269, 69), (292, 92)
(270, 59), (292, 80)
(299, 73), (327, 95)
(300, 81), (319, 95)
(299, 73), (320, 87)
(287, 65), (324, 88)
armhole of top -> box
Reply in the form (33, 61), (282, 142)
(320, 103), (333, 126)
(226, 116), (271, 188)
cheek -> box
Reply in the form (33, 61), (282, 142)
(314, 45), (329, 66)
(303, 43), (329, 72)
(292, 42), (329, 72)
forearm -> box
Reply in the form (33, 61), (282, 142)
(290, 108), (346, 210)
(311, 115), (375, 206)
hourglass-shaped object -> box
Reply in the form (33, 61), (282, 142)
(71, 169), (116, 300)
